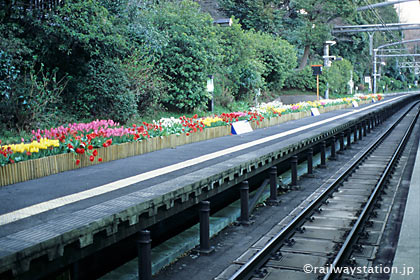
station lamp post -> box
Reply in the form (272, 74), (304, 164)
(207, 18), (232, 113)
(323, 40), (337, 99)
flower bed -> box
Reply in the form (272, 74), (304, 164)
(0, 94), (382, 186)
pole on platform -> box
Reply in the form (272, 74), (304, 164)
(330, 136), (337, 160)
(240, 181), (251, 225)
(320, 141), (327, 168)
(339, 132), (345, 153)
(316, 75), (320, 101)
(363, 121), (367, 137)
(291, 156), (298, 185)
(199, 201), (214, 254)
(268, 166), (280, 204)
(306, 148), (314, 177)
(137, 230), (152, 280)
(347, 129), (352, 149)
(354, 126), (358, 143)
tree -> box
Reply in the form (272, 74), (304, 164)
(138, 0), (220, 112)
(286, 0), (356, 69)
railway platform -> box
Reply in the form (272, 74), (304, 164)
(0, 92), (419, 279)
(390, 131), (420, 280)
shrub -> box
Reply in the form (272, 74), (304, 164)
(0, 57), (67, 131)
(139, 0), (220, 112)
(284, 65), (317, 91)
(216, 19), (264, 101)
(324, 59), (353, 95)
(123, 50), (168, 115)
(251, 31), (297, 92)
(77, 58), (136, 122)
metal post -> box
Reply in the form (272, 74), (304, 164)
(373, 49), (378, 94)
(354, 126), (358, 143)
(363, 121), (367, 137)
(320, 141), (327, 168)
(367, 118), (372, 133)
(339, 132), (345, 153)
(359, 124), (363, 140)
(268, 166), (280, 204)
(137, 230), (152, 280)
(240, 181), (250, 225)
(347, 129), (352, 149)
(368, 32), (375, 56)
(324, 44), (330, 99)
(291, 156), (298, 185)
(199, 201), (214, 254)
(330, 136), (337, 160)
(71, 262), (80, 280)
(307, 148), (314, 176)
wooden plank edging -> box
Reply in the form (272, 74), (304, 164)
(0, 101), (372, 187)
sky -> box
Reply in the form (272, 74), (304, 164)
(392, 0), (420, 23)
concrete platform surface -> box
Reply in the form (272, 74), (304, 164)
(390, 135), (420, 280)
(0, 92), (418, 278)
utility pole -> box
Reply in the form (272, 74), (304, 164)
(323, 41), (336, 99)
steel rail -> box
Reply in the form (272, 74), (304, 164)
(228, 102), (420, 280)
(323, 104), (420, 279)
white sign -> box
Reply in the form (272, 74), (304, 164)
(364, 76), (371, 84)
(231, 121), (253, 135)
(207, 77), (214, 92)
(352, 101), (359, 107)
(311, 108), (320, 116)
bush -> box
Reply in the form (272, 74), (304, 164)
(216, 19), (264, 101)
(284, 65), (317, 91)
(123, 50), (168, 115)
(0, 56), (67, 130)
(77, 58), (136, 122)
(324, 59), (353, 95)
(139, 0), (220, 112)
(251, 31), (297, 92)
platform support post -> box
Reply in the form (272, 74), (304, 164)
(367, 118), (372, 133)
(339, 132), (345, 153)
(346, 129), (352, 149)
(359, 124), (363, 140)
(306, 148), (314, 176)
(320, 141), (327, 168)
(291, 156), (298, 185)
(199, 201), (214, 254)
(137, 230), (152, 280)
(71, 261), (80, 280)
(240, 181), (251, 225)
(353, 126), (358, 143)
(330, 136), (337, 160)
(363, 121), (367, 137)
(268, 166), (280, 204)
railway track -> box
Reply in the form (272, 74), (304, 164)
(227, 102), (420, 280)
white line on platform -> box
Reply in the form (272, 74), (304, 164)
(0, 95), (407, 226)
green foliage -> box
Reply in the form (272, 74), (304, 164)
(219, 0), (285, 34)
(0, 59), (67, 131)
(252, 31), (297, 91)
(284, 66), (316, 91)
(323, 59), (353, 95)
(122, 50), (168, 114)
(77, 58), (136, 122)
(138, 0), (219, 112)
(215, 20), (262, 100)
